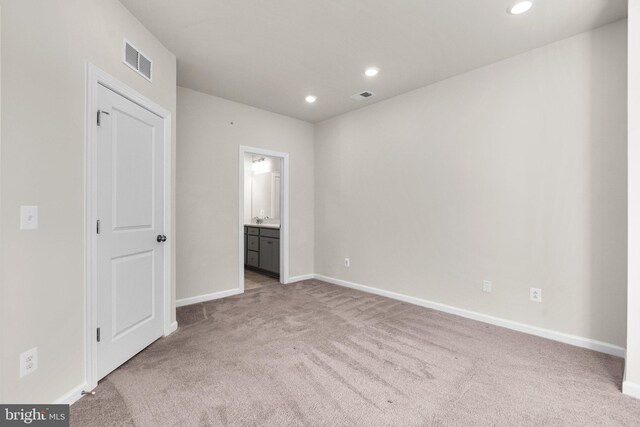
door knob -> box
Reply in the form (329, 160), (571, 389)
(157, 235), (167, 242)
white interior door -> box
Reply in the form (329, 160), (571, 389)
(97, 84), (165, 380)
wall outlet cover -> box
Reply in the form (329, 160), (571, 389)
(344, 258), (350, 267)
(482, 280), (492, 293)
(20, 206), (38, 230)
(20, 347), (38, 378)
(530, 288), (542, 302)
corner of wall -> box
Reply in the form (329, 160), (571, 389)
(623, 381), (640, 400)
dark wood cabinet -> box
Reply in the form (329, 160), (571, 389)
(244, 226), (280, 277)
(259, 237), (279, 273)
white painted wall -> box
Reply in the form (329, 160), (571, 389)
(0, 0), (176, 403)
(314, 20), (627, 348)
(176, 87), (314, 301)
(625, 0), (640, 399)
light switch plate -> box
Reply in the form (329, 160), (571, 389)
(20, 206), (38, 230)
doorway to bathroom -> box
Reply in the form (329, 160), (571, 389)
(238, 146), (289, 292)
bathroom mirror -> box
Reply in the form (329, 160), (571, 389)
(244, 154), (281, 222)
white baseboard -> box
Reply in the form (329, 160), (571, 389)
(164, 321), (178, 336)
(314, 274), (625, 358)
(54, 382), (87, 405)
(285, 273), (315, 284)
(623, 381), (640, 399)
(176, 288), (243, 307)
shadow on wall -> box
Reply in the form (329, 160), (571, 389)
(586, 22), (627, 347)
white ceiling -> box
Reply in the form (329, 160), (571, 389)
(120, 0), (627, 123)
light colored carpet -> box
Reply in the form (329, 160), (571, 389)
(71, 279), (640, 426)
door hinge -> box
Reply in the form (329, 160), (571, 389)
(97, 110), (110, 127)
(97, 328), (101, 342)
(96, 220), (101, 234)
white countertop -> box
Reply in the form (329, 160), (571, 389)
(244, 223), (281, 229)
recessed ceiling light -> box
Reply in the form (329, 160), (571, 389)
(305, 95), (317, 103)
(508, 1), (533, 15)
(364, 67), (379, 77)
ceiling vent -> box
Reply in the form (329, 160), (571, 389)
(350, 91), (375, 101)
(123, 40), (152, 81)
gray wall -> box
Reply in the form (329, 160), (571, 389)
(176, 87), (314, 301)
(314, 20), (627, 347)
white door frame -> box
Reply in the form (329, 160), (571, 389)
(238, 146), (289, 291)
(85, 63), (173, 391)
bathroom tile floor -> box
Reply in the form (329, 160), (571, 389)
(244, 269), (280, 290)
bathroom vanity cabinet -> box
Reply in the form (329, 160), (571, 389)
(244, 225), (280, 277)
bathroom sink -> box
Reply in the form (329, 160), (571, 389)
(244, 222), (280, 229)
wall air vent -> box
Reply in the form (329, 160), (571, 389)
(123, 40), (152, 81)
(350, 91), (375, 101)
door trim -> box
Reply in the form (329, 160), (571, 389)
(85, 63), (173, 392)
(238, 146), (290, 291)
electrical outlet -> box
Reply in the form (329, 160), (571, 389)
(530, 288), (542, 302)
(20, 206), (38, 230)
(20, 347), (38, 378)
(482, 280), (492, 293)
(344, 258), (350, 267)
